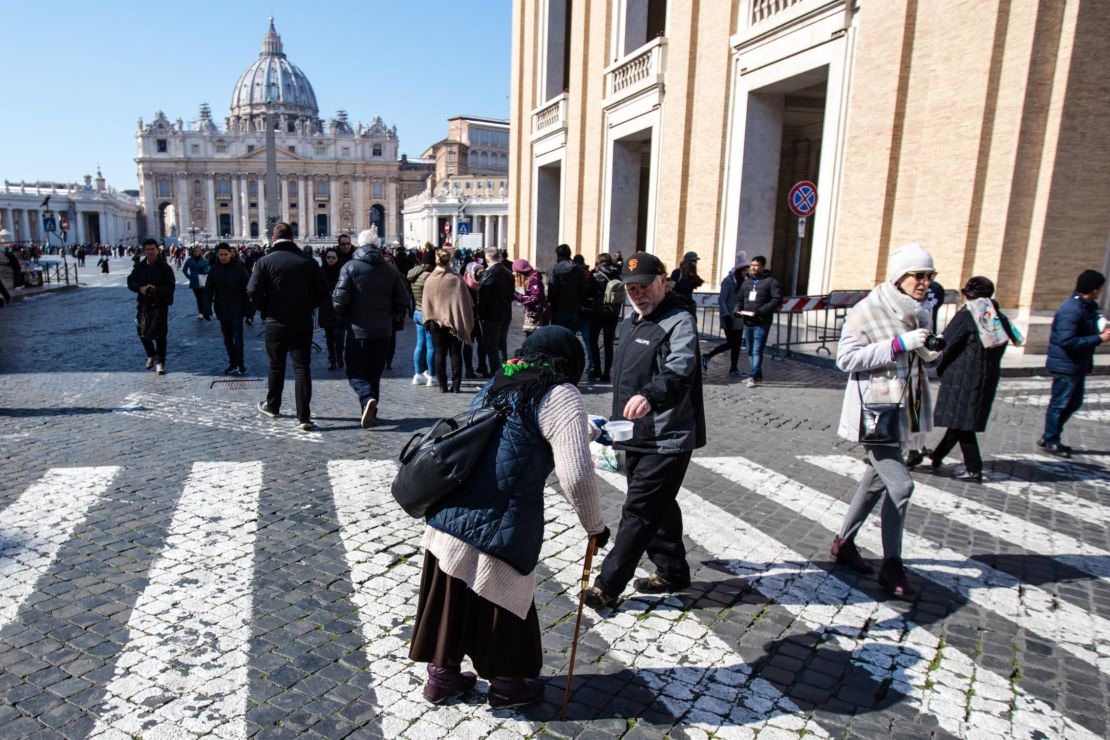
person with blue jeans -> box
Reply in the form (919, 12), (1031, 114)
(408, 249), (437, 386)
(1040, 270), (1110, 457)
(736, 255), (782, 387)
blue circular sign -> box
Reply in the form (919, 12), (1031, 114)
(788, 180), (818, 217)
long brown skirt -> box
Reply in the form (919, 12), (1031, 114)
(409, 551), (542, 679)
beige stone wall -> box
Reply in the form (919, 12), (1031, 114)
(513, 1), (1109, 312)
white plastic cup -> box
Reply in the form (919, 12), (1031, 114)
(606, 420), (634, 441)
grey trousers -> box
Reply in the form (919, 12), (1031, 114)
(837, 444), (915, 559)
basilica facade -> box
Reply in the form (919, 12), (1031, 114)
(135, 19), (431, 245)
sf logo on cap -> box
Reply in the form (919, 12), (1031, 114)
(628, 258), (639, 271)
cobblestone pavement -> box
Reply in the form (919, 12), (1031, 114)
(1, 258), (1108, 738)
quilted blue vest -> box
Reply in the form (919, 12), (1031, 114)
(425, 386), (555, 575)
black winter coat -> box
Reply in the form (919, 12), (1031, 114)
(127, 258), (176, 335)
(318, 262), (342, 328)
(246, 240), (326, 325)
(933, 305), (1014, 432)
(331, 246), (408, 339)
(547, 259), (590, 314)
(477, 261), (515, 322)
(204, 260), (250, 320)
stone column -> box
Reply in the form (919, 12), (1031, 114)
(231, 176), (241, 239)
(144, 175), (158, 237)
(281, 179), (290, 224)
(73, 210), (85, 245)
(258, 180), (267, 234)
(207, 177), (217, 234)
(354, 178), (365, 231)
(1, 208), (12, 236)
(386, 181), (398, 241)
(178, 176), (191, 237)
(240, 178), (250, 238)
(299, 177), (308, 238)
(329, 179), (338, 237)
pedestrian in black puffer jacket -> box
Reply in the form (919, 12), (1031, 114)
(205, 243), (251, 375)
(929, 277), (1017, 482)
(332, 233), (409, 427)
(319, 247), (344, 369)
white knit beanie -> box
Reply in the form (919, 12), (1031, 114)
(357, 229), (380, 248)
(886, 242), (935, 282)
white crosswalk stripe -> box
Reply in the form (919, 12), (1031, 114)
(695, 457), (1110, 677)
(980, 467), (1110, 528)
(90, 462), (263, 739)
(800, 454), (1110, 581)
(0, 467), (119, 630)
(2, 455), (1107, 737)
(597, 469), (1098, 739)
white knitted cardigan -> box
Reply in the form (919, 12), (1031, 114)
(422, 383), (606, 619)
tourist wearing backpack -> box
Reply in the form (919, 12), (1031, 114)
(589, 253), (624, 383)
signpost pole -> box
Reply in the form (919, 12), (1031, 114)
(791, 216), (806, 298)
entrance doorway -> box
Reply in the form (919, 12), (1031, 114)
(607, 129), (652, 255)
(370, 204), (385, 241)
(219, 213), (232, 237)
(534, 160), (561, 270)
(736, 69), (827, 295)
(316, 214), (329, 237)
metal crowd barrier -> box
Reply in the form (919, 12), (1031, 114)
(692, 288), (959, 361)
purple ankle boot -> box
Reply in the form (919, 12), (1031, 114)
(487, 677), (545, 709)
(423, 664), (478, 704)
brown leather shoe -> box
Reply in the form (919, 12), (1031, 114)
(632, 573), (691, 594)
(583, 586), (619, 611)
(878, 557), (918, 601)
(831, 536), (873, 573)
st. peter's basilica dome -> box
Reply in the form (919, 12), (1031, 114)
(230, 18), (319, 125)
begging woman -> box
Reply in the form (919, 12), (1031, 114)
(410, 326), (609, 708)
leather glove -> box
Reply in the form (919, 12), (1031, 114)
(895, 328), (929, 352)
(591, 526), (611, 550)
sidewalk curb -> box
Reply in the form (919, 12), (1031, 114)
(2, 283), (82, 305)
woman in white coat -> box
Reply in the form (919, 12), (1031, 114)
(830, 243), (940, 600)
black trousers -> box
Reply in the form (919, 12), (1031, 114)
(264, 320), (313, 422)
(431, 325), (463, 392)
(219, 318), (244, 368)
(479, 319), (508, 376)
(706, 328), (743, 370)
(589, 312), (620, 377)
(140, 332), (167, 363)
(192, 287), (210, 318)
(932, 428), (983, 473)
(596, 450), (693, 596)
(323, 326), (342, 363)
(345, 334), (391, 408)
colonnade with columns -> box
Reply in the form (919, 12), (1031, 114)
(149, 172), (400, 242)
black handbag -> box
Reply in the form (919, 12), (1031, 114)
(391, 405), (508, 518)
(857, 369), (909, 445)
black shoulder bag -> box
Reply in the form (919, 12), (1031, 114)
(857, 359), (913, 445)
(391, 405), (509, 518)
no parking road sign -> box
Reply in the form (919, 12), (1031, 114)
(788, 180), (818, 217)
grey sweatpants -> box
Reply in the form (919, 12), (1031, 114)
(837, 444), (915, 559)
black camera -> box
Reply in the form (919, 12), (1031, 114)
(924, 334), (946, 351)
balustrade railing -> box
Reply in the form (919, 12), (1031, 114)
(604, 38), (665, 102)
(531, 93), (567, 136)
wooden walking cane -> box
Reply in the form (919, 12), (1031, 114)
(561, 534), (598, 720)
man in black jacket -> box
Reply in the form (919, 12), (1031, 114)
(548, 243), (598, 373)
(205, 243), (251, 376)
(333, 230), (409, 428)
(584, 252), (706, 612)
(248, 223), (327, 431)
(127, 239), (177, 375)
(736, 255), (782, 388)
(477, 246), (516, 374)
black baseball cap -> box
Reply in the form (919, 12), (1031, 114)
(621, 252), (666, 284)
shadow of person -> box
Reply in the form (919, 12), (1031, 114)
(0, 407), (122, 417)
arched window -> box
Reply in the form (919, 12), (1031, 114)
(289, 180), (298, 197)
(316, 179), (328, 197)
(248, 180), (258, 197)
(372, 180), (383, 198)
(157, 179), (171, 198)
(216, 178), (230, 197)
(193, 180), (202, 198)
(343, 180), (351, 197)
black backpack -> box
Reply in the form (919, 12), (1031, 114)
(391, 405), (508, 518)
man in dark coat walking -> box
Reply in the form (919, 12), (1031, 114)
(248, 223), (327, 431)
(477, 246), (516, 373)
(332, 230), (408, 428)
(736, 256), (782, 387)
(1039, 270), (1110, 457)
(127, 239), (176, 374)
(205, 243), (251, 376)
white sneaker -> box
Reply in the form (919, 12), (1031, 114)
(426, 374), (437, 387)
(745, 378), (758, 388)
(412, 373), (423, 385)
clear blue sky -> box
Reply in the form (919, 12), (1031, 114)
(0, 0), (511, 191)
